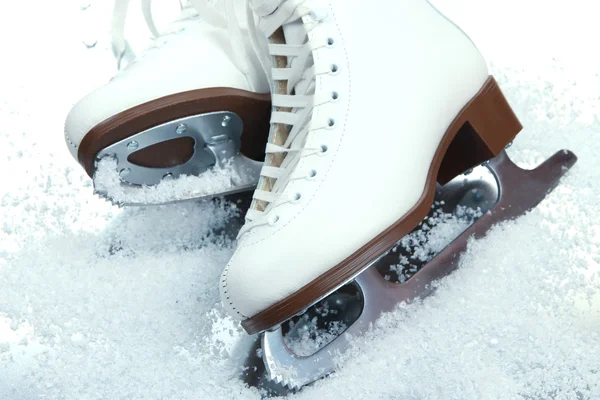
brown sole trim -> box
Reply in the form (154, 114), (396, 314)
(77, 88), (272, 179)
(241, 76), (523, 335)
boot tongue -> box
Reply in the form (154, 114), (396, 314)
(250, 0), (306, 45)
(250, 0), (281, 17)
(282, 19), (306, 46)
(282, 20), (315, 96)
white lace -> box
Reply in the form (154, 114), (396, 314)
(239, 0), (335, 236)
(110, 0), (255, 83)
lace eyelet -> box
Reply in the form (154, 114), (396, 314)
(292, 193), (302, 203)
(327, 118), (336, 129)
(329, 64), (340, 75)
(331, 91), (340, 101)
(318, 145), (329, 157)
(307, 169), (318, 179)
(268, 215), (280, 227)
(326, 37), (336, 48)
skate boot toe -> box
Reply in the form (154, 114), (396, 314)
(64, 9), (272, 205)
(219, 226), (343, 324)
(219, 239), (293, 322)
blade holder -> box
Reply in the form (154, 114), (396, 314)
(96, 111), (244, 186)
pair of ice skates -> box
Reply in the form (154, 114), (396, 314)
(65, 0), (577, 391)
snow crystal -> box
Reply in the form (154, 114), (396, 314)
(1, 0), (600, 399)
(390, 205), (482, 282)
(93, 156), (259, 206)
(284, 309), (348, 358)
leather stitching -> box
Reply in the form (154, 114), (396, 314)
(65, 130), (78, 149)
(220, 244), (249, 319)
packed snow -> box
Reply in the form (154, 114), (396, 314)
(94, 156), (259, 206)
(1, 0), (599, 399)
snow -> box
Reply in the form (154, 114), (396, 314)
(94, 156), (256, 206)
(1, 0), (599, 399)
(284, 308), (349, 357)
(390, 204), (483, 283)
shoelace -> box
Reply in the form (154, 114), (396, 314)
(239, 0), (335, 237)
(110, 0), (257, 88)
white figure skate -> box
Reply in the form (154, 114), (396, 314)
(65, 0), (271, 206)
(218, 0), (579, 390)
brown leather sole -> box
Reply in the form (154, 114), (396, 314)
(77, 88), (272, 179)
(241, 76), (523, 335)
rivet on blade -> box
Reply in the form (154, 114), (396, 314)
(163, 173), (174, 180)
(119, 168), (131, 178)
(126, 141), (139, 151)
(176, 124), (187, 134)
(221, 115), (232, 127)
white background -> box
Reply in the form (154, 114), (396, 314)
(0, 0), (599, 398)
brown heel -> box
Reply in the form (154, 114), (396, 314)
(437, 77), (522, 185)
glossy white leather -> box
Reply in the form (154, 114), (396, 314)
(221, 0), (489, 320)
(64, 13), (270, 159)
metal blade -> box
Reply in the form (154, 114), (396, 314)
(94, 111), (262, 206)
(259, 149), (577, 391)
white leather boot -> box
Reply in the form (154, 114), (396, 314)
(65, 0), (272, 205)
(220, 0), (522, 334)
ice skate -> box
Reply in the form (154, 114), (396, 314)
(222, 0), (528, 331)
(221, 0), (580, 346)
(64, 0), (271, 206)
(239, 148), (577, 393)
